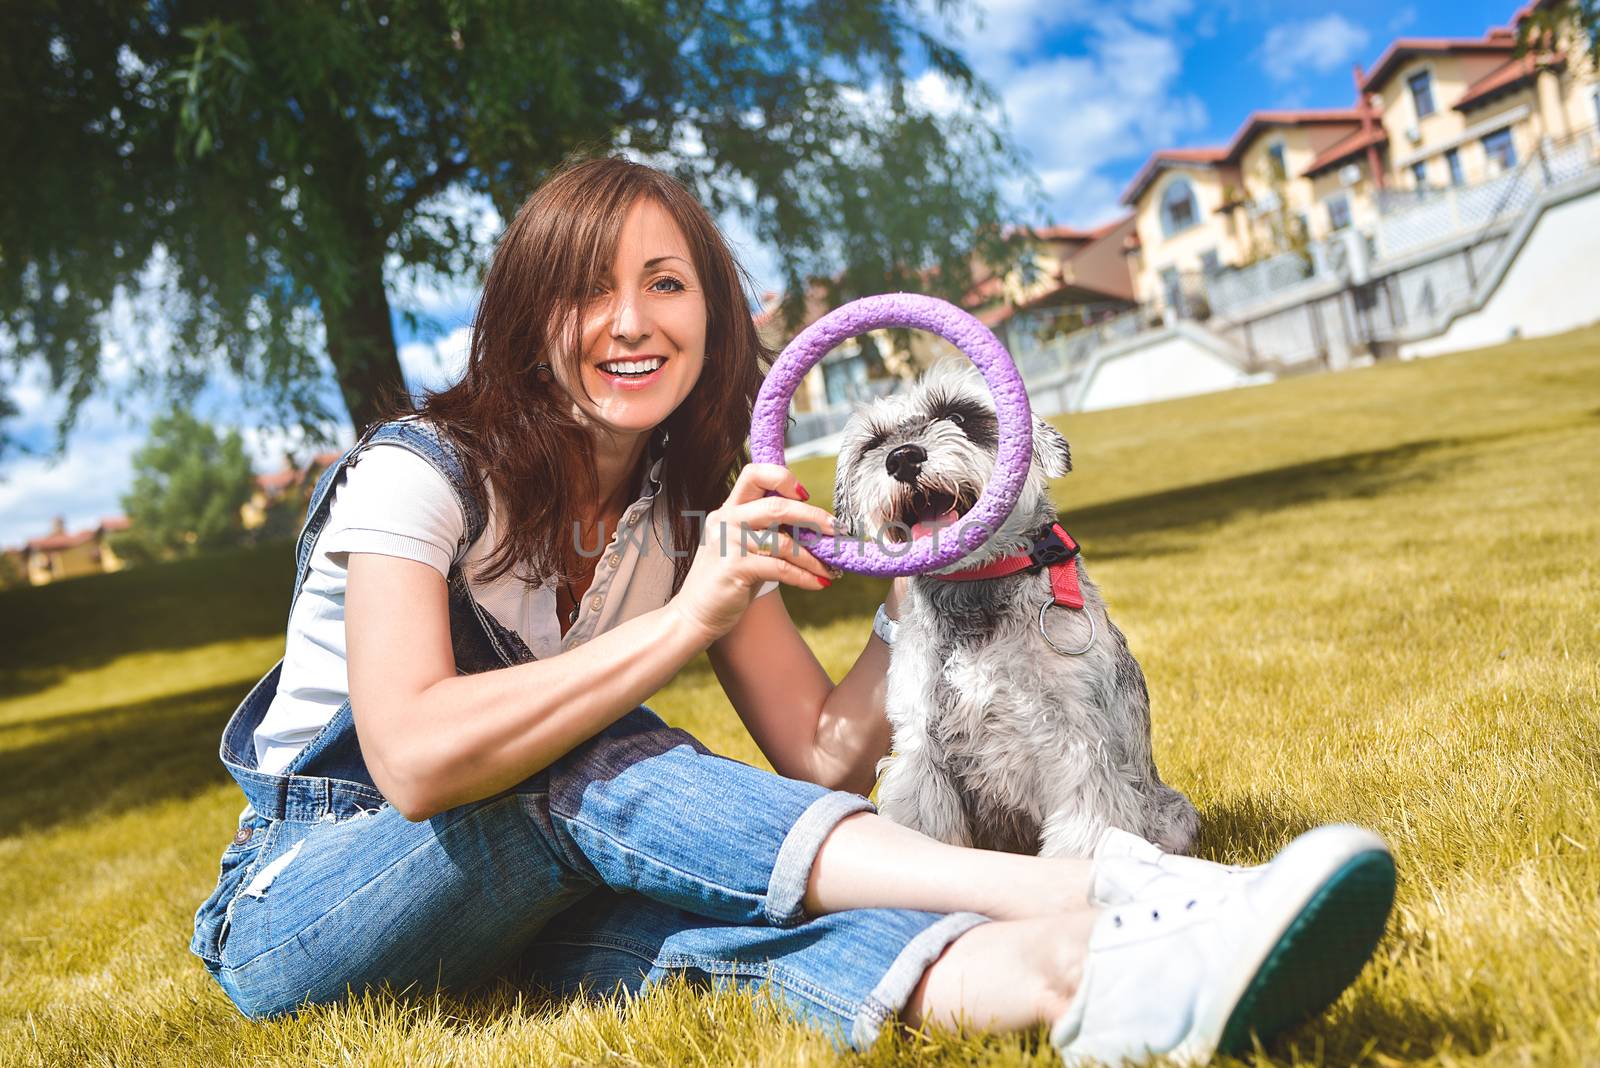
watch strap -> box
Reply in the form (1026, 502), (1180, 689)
(873, 602), (899, 646)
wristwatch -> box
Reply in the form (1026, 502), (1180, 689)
(872, 602), (899, 646)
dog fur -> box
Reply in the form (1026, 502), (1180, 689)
(833, 360), (1199, 858)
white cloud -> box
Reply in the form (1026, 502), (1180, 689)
(0, 418), (142, 548)
(397, 325), (472, 396)
(1259, 15), (1370, 83)
(931, 14), (1207, 226)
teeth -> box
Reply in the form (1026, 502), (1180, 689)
(600, 357), (664, 374)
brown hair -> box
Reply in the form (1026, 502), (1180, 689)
(379, 155), (772, 593)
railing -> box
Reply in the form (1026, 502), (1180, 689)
(1205, 250), (1312, 317)
(1013, 307), (1143, 385)
(784, 375), (903, 448)
(1374, 125), (1600, 259)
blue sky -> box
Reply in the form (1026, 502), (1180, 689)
(0, 0), (1526, 548)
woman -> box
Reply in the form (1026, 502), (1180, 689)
(190, 156), (1395, 1064)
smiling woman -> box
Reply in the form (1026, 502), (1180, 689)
(187, 155), (1395, 1067)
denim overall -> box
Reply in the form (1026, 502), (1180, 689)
(188, 416), (987, 1048)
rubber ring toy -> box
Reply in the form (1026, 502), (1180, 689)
(749, 292), (1033, 577)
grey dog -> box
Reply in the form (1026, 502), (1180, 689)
(831, 359), (1199, 858)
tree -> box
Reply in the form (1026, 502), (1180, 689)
(114, 406), (257, 560)
(1, 1), (1034, 458)
(1517, 1), (1600, 71)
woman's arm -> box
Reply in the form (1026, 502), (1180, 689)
(347, 462), (836, 821)
(347, 552), (717, 820)
(706, 578), (907, 795)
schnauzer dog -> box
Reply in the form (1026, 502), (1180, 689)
(833, 360), (1199, 858)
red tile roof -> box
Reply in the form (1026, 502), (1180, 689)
(1303, 126), (1390, 177)
(28, 528), (98, 552)
(1455, 51), (1565, 111)
(1120, 147), (1230, 206)
(254, 451), (346, 495)
(24, 515), (131, 553)
(1360, 36), (1516, 92)
(1223, 109), (1364, 161)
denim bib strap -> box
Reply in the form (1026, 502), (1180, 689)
(292, 417), (489, 619)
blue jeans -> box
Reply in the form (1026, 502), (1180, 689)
(191, 704), (988, 1048)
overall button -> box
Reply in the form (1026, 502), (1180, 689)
(606, 552), (621, 568)
(232, 826), (255, 847)
(589, 594), (604, 612)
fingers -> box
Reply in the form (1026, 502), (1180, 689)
(725, 493), (836, 537)
(735, 526), (833, 584)
(749, 549), (833, 590)
(726, 462), (812, 506)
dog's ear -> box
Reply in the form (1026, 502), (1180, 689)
(1032, 416), (1072, 478)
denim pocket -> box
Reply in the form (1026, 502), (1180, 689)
(190, 819), (274, 967)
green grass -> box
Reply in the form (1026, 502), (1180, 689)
(4, 327), (1599, 1066)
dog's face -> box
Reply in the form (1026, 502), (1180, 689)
(832, 360), (1071, 569)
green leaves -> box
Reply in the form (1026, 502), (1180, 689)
(116, 405), (258, 559)
(2, 0), (1032, 450)
(169, 19), (253, 161)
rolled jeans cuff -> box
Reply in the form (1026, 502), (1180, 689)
(851, 910), (992, 1049)
(764, 790), (876, 927)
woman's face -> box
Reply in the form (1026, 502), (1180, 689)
(553, 196), (708, 440)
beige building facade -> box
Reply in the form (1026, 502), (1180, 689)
(1123, 0), (1598, 321)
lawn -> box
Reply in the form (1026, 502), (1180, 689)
(3, 325), (1598, 1066)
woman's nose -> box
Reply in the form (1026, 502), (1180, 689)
(610, 291), (651, 342)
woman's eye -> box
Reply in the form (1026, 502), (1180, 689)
(651, 276), (686, 293)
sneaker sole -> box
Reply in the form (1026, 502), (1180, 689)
(1211, 846), (1396, 1056)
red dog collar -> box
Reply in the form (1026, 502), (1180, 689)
(931, 521), (1085, 609)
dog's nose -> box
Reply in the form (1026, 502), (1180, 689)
(885, 444), (927, 483)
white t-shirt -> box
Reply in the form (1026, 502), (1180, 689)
(251, 440), (776, 775)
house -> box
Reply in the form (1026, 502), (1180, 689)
(1121, 146), (1237, 319)
(17, 515), (132, 586)
(754, 219), (1139, 427)
(1122, 112), (1373, 319)
(240, 451), (344, 531)
(1122, 0), (1597, 323)
(1357, 25), (1587, 198)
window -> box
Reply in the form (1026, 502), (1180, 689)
(1160, 266), (1184, 317)
(1160, 178), (1199, 236)
(1482, 127), (1517, 173)
(1445, 148), (1465, 187)
(1198, 249), (1221, 276)
(1411, 160), (1428, 189)
(1408, 69), (1435, 118)
(1326, 193), (1352, 231)
(1267, 141), (1287, 179)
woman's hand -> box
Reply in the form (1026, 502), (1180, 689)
(670, 462), (837, 642)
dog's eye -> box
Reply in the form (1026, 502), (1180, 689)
(945, 411), (965, 427)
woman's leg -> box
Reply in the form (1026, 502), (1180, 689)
(805, 811), (1094, 920)
(903, 912), (1096, 1032)
(537, 707), (1095, 929)
(520, 890), (1088, 1049)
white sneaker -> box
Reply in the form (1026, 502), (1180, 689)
(1053, 824), (1395, 1067)
(1088, 826), (1262, 907)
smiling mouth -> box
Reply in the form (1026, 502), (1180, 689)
(597, 356), (667, 378)
(886, 485), (976, 543)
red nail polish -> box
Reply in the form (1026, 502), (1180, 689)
(796, 483), (810, 501)
(817, 575), (831, 588)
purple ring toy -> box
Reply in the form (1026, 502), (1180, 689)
(749, 292), (1033, 577)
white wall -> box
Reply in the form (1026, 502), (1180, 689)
(1402, 186), (1600, 357)
(1077, 330), (1262, 412)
